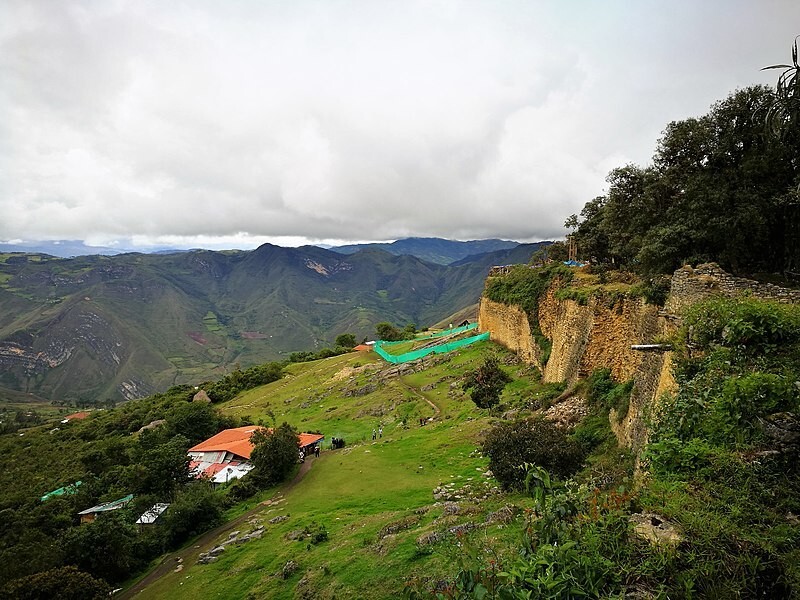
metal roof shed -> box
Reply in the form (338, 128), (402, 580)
(136, 503), (170, 525)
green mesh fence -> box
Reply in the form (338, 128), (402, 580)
(374, 330), (490, 364)
(378, 322), (478, 347)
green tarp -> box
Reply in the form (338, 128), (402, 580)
(374, 330), (490, 364)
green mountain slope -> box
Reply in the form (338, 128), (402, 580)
(0, 243), (542, 405)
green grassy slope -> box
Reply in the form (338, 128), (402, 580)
(137, 343), (536, 599)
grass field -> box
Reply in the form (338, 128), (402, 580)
(138, 342), (539, 599)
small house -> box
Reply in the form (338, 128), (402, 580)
(77, 494), (134, 524)
(188, 426), (324, 483)
(136, 503), (170, 528)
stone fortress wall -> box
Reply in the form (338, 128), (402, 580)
(479, 263), (800, 450)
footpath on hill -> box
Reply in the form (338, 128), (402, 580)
(119, 458), (316, 599)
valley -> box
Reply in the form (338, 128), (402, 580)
(0, 241), (544, 406)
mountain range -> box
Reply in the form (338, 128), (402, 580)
(0, 239), (546, 405)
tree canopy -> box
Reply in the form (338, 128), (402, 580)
(250, 423), (300, 486)
(462, 356), (512, 409)
(569, 85), (800, 276)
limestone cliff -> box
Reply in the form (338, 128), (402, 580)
(479, 263), (800, 451)
(480, 284), (674, 449)
(478, 299), (541, 368)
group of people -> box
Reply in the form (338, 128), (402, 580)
(330, 437), (346, 449)
(299, 445), (322, 463)
(371, 426), (383, 440)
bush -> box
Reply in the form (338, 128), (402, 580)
(376, 322), (403, 341)
(335, 333), (357, 348)
(481, 419), (585, 489)
(462, 357), (512, 409)
(163, 481), (224, 548)
(584, 369), (634, 418)
(0, 566), (111, 600)
(225, 474), (260, 503)
(250, 423), (299, 486)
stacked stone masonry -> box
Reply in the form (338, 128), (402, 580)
(478, 263), (799, 451)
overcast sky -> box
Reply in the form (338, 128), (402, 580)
(1, 1), (798, 250)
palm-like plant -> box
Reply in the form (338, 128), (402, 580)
(763, 36), (800, 139)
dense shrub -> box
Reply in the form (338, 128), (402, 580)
(205, 362), (283, 403)
(583, 368), (634, 421)
(482, 419), (585, 489)
(462, 356), (512, 409)
(163, 481), (225, 547)
(250, 423), (300, 486)
(0, 566), (111, 600)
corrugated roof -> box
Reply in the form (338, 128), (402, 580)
(189, 427), (324, 459)
(41, 480), (82, 502)
(78, 494), (134, 515)
(188, 426), (263, 459)
(299, 432), (324, 447)
(136, 503), (170, 524)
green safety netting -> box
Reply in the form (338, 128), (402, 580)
(374, 330), (490, 364)
(378, 322), (478, 347)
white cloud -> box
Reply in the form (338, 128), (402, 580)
(1, 0), (798, 249)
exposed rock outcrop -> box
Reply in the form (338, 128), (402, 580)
(480, 263), (800, 451)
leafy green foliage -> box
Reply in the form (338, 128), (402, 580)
(570, 85), (800, 276)
(483, 264), (572, 317)
(376, 322), (403, 341)
(335, 333), (357, 348)
(763, 36), (800, 140)
(250, 423), (300, 487)
(0, 566), (111, 600)
(583, 368), (634, 421)
(60, 511), (146, 584)
(162, 481), (225, 547)
(205, 362), (283, 403)
(461, 356), (512, 409)
(481, 419), (585, 489)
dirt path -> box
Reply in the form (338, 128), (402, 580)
(119, 458), (316, 599)
(398, 379), (441, 420)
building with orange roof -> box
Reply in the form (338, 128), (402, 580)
(188, 426), (324, 484)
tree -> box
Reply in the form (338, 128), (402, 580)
(250, 423), (300, 486)
(335, 333), (357, 349)
(481, 419), (585, 490)
(133, 434), (192, 498)
(59, 511), (145, 584)
(462, 356), (512, 409)
(163, 481), (224, 548)
(375, 322), (402, 341)
(164, 401), (226, 445)
(1, 566), (111, 600)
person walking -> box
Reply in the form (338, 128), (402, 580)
(372, 428), (377, 440)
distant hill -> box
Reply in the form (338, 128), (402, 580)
(449, 242), (552, 269)
(328, 237), (521, 265)
(0, 240), (191, 258)
(0, 241), (545, 405)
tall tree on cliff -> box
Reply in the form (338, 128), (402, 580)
(570, 84), (799, 277)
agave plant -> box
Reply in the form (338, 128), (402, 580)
(762, 35), (800, 139)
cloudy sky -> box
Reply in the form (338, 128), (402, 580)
(1, 1), (798, 250)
